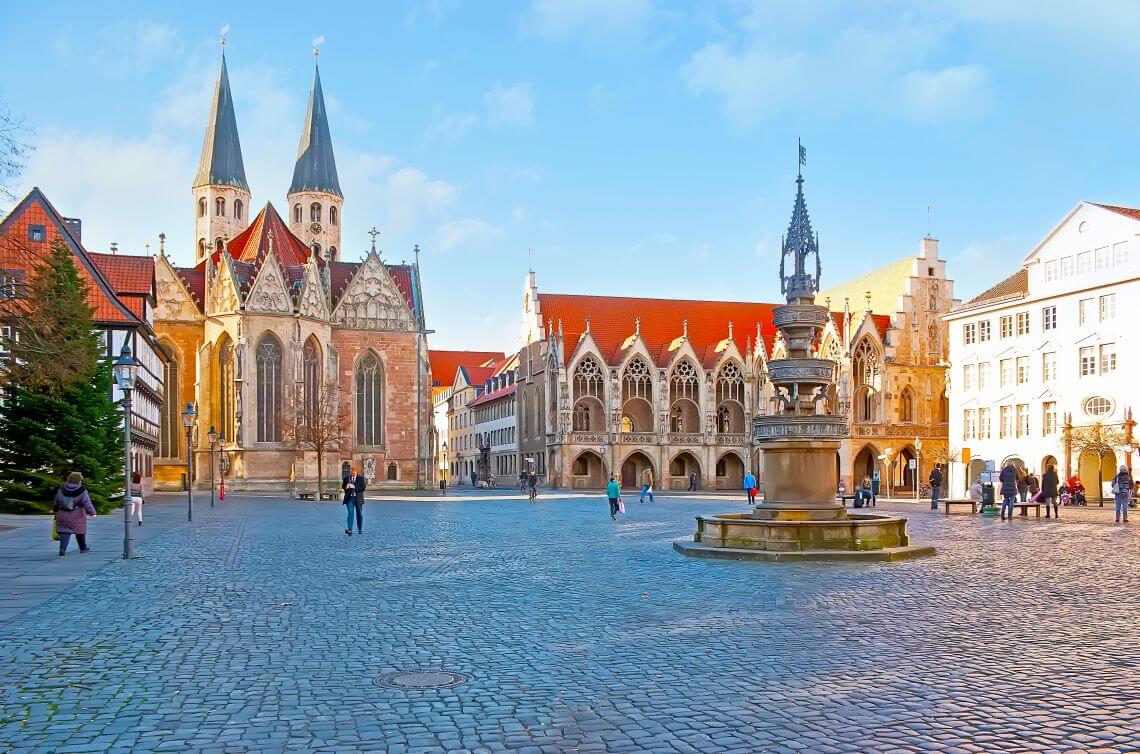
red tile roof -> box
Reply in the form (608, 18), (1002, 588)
(429, 350), (504, 388)
(460, 365), (498, 388)
(538, 293), (883, 367)
(176, 266), (205, 307)
(387, 264), (419, 319)
(88, 253), (154, 296)
(468, 381), (516, 408)
(218, 202), (312, 268)
(966, 269), (1028, 306)
(1091, 202), (1140, 222)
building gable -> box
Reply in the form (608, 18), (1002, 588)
(331, 252), (415, 331)
(244, 250), (292, 314)
(155, 253), (201, 321)
(297, 260), (330, 320)
(208, 254), (241, 314)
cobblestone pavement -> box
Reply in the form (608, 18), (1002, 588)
(1, 493), (1138, 753)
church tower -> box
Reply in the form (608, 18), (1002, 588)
(287, 59), (342, 262)
(193, 52), (250, 263)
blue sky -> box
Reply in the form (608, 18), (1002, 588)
(3, 1), (1140, 350)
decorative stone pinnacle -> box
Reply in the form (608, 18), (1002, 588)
(682, 319), (688, 337)
(728, 322), (734, 339)
(368, 226), (379, 254)
(865, 290), (872, 311)
(635, 316), (640, 336)
(158, 232), (166, 254)
(585, 315), (591, 332)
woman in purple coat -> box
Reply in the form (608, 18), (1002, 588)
(54, 472), (96, 556)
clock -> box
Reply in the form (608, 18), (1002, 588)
(309, 222), (322, 234)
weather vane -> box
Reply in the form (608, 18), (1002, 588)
(313, 35), (325, 58)
(220, 24), (229, 48)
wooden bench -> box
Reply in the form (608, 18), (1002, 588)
(942, 498), (978, 514)
(838, 494), (856, 507)
(1013, 501), (1043, 517)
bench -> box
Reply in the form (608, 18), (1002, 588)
(838, 494), (856, 507)
(942, 499), (978, 514)
(296, 489), (340, 501)
(1013, 501), (1043, 518)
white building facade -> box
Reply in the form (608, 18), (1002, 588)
(471, 363), (519, 487)
(946, 202), (1139, 497)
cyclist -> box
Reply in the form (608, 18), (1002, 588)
(528, 470), (538, 503)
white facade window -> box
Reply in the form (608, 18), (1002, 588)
(1042, 306), (1056, 331)
(1000, 315), (1013, 339)
(1099, 293), (1115, 321)
(962, 364), (975, 392)
(1077, 251), (1093, 275)
(1084, 396), (1113, 417)
(1113, 241), (1129, 266)
(978, 321), (991, 342)
(1100, 343), (1116, 374)
(978, 408), (991, 439)
(1016, 312), (1029, 336)
(1043, 402), (1057, 436)
(1042, 352), (1056, 382)
(977, 363), (988, 390)
(1060, 256), (1074, 278)
(1080, 346), (1097, 376)
(1000, 359), (1014, 387)
(1095, 247), (1110, 270)
(1079, 298), (1093, 325)
(1016, 404), (1029, 437)
(1016, 356), (1029, 385)
(963, 409), (976, 440)
(1044, 260), (1059, 282)
(963, 323), (976, 345)
(999, 406), (1013, 438)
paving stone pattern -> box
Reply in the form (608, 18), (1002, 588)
(1, 494), (1138, 753)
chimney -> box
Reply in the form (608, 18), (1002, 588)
(62, 217), (82, 243)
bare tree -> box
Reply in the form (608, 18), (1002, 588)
(1, 100), (31, 202)
(1069, 422), (1124, 506)
(281, 378), (350, 499)
(926, 444), (961, 494)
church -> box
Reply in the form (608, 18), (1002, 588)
(153, 53), (433, 491)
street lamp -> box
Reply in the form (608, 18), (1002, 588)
(207, 425), (218, 508)
(914, 436), (923, 501)
(112, 342), (138, 560)
(181, 402), (197, 521)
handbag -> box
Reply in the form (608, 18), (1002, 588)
(51, 519), (59, 541)
(617, 498), (625, 514)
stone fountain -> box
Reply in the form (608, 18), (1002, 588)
(674, 152), (934, 562)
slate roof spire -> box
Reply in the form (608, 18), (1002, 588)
(194, 52), (249, 190)
(289, 61), (342, 197)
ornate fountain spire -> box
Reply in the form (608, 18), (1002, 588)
(779, 139), (821, 302)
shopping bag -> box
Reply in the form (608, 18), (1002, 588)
(617, 498), (625, 514)
(51, 519), (59, 541)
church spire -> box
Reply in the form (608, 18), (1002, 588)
(289, 61), (342, 197)
(778, 139), (821, 303)
(194, 53), (248, 190)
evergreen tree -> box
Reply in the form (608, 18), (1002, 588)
(0, 237), (122, 513)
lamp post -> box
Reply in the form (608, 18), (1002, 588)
(207, 425), (218, 507)
(218, 436), (227, 501)
(113, 342), (139, 560)
(181, 402), (197, 521)
(914, 436), (923, 501)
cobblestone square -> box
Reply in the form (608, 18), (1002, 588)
(1, 493), (1138, 753)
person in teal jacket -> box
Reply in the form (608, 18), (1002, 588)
(606, 476), (621, 521)
(743, 470), (758, 505)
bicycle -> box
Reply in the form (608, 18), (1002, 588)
(528, 485), (537, 503)
(918, 482), (933, 499)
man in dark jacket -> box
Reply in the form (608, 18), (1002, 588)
(929, 464), (944, 510)
(999, 463), (1018, 521)
(1041, 465), (1060, 519)
(342, 466), (367, 535)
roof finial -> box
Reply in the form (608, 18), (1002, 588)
(728, 321), (734, 339)
(547, 317), (553, 335)
(368, 226), (379, 254)
(110, 241), (118, 255)
(413, 243), (421, 267)
(682, 319), (688, 337)
(265, 228), (274, 260)
(634, 316), (640, 336)
(312, 35), (325, 59)
(158, 232), (166, 255)
(864, 290), (872, 312)
(843, 296), (850, 315)
(585, 315), (591, 332)
(558, 318), (563, 337)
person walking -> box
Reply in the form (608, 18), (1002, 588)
(640, 467), (654, 503)
(606, 475), (621, 521)
(1112, 464), (1132, 523)
(928, 464), (944, 511)
(527, 470), (538, 503)
(1027, 471), (1040, 500)
(743, 469), (758, 505)
(999, 463), (1018, 521)
(1041, 464), (1060, 519)
(688, 471), (697, 492)
(1016, 471), (1029, 503)
(54, 472), (96, 556)
(342, 466), (367, 536)
(127, 472), (144, 526)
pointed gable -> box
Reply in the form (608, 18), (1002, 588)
(331, 252), (415, 331)
(208, 253), (241, 314)
(244, 250), (292, 313)
(155, 254), (201, 321)
(289, 63), (341, 196)
(194, 54), (248, 190)
(297, 260), (330, 319)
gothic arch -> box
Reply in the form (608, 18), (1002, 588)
(302, 336), (322, 425)
(621, 356), (654, 433)
(669, 358), (701, 433)
(853, 336), (883, 423)
(715, 360), (745, 433)
(158, 336), (183, 459)
(255, 332), (283, 443)
(571, 354), (605, 433)
(714, 451), (746, 490)
(355, 349), (385, 447)
(899, 385), (916, 423)
(214, 333), (236, 442)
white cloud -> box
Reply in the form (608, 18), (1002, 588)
(428, 112), (478, 140)
(899, 64), (993, 121)
(434, 218), (505, 251)
(64, 21), (184, 75)
(405, 0), (460, 26)
(484, 82), (534, 126)
(524, 0), (653, 42)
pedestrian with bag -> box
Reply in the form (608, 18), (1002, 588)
(688, 471), (697, 492)
(342, 466), (367, 536)
(999, 463), (1018, 521)
(128, 472), (144, 526)
(1112, 464), (1132, 523)
(1040, 464), (1059, 519)
(928, 464), (944, 511)
(53, 472), (96, 556)
(743, 469), (758, 505)
(606, 475), (622, 521)
(640, 467), (654, 503)
(1017, 471), (1029, 503)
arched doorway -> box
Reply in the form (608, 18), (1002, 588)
(967, 458), (986, 487)
(669, 452), (701, 490)
(853, 445), (878, 486)
(571, 450), (605, 490)
(621, 451), (654, 490)
(1040, 455), (1059, 476)
(1001, 456), (1027, 475)
(897, 446), (916, 491)
(715, 452), (745, 490)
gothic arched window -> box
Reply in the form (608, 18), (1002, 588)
(328, 246), (337, 261)
(356, 352), (384, 446)
(215, 196), (225, 217)
(670, 360), (699, 403)
(899, 386), (915, 423)
(329, 206), (338, 226)
(312, 242), (321, 259)
(216, 335), (235, 441)
(310, 203), (321, 223)
(197, 239), (206, 259)
(573, 356), (604, 402)
(302, 337), (321, 424)
(853, 337), (882, 423)
(293, 204), (303, 224)
(198, 198), (206, 218)
(233, 199), (243, 221)
(715, 361), (744, 405)
(256, 334), (283, 442)
(159, 344), (181, 458)
(572, 403), (591, 431)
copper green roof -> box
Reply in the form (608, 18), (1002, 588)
(289, 64), (341, 197)
(194, 54), (248, 190)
